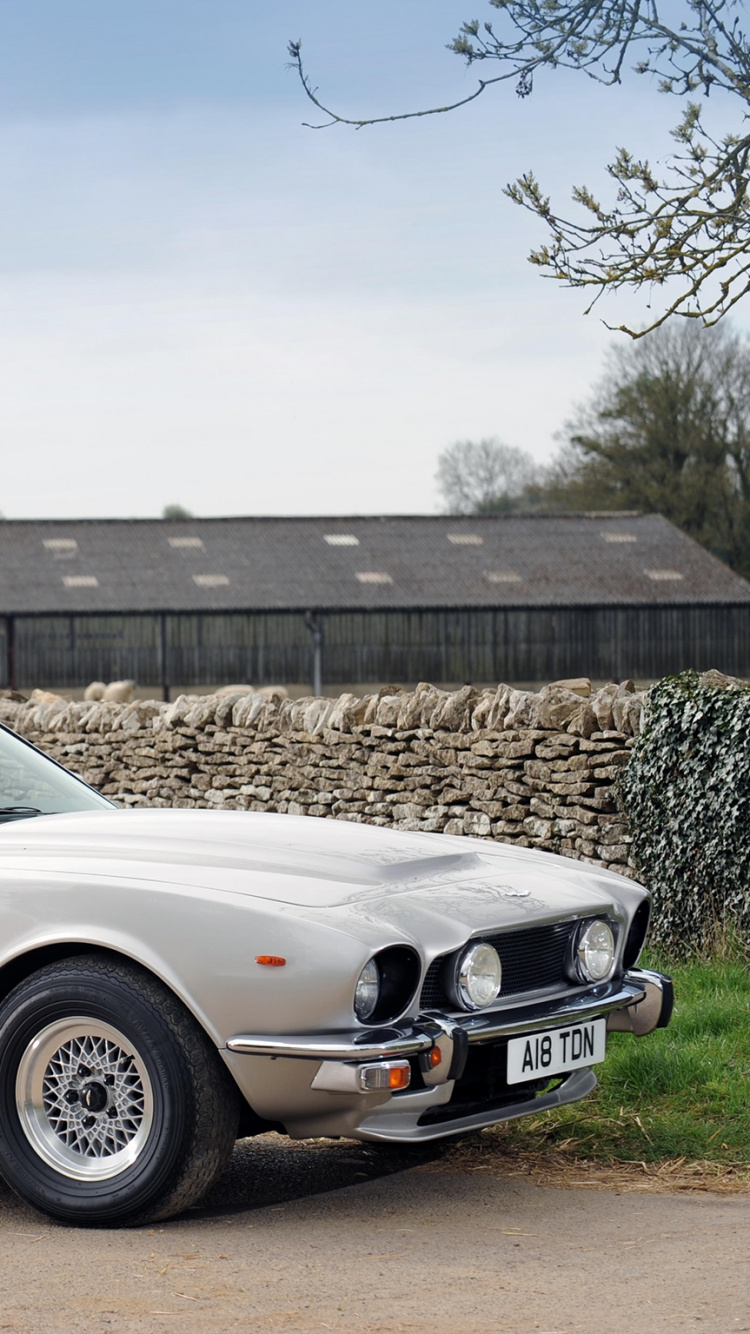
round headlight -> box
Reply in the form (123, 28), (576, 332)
(354, 958), (380, 1022)
(455, 942), (502, 1011)
(576, 919), (615, 982)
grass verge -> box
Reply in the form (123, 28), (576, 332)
(438, 952), (750, 1191)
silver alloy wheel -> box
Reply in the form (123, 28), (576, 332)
(15, 1018), (155, 1181)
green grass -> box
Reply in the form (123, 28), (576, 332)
(496, 953), (750, 1167)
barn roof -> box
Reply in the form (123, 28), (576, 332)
(0, 513), (748, 614)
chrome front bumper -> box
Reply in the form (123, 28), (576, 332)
(226, 968), (673, 1066)
(223, 969), (672, 1143)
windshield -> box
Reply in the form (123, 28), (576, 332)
(0, 725), (114, 822)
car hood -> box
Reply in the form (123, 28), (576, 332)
(0, 808), (632, 922)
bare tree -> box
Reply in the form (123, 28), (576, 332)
(289, 1), (750, 336)
(435, 438), (539, 513)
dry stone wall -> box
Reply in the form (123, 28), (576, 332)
(0, 678), (647, 875)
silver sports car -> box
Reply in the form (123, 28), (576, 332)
(0, 722), (671, 1226)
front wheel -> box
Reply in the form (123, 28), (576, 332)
(0, 956), (240, 1225)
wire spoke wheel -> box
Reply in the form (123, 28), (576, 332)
(0, 957), (240, 1224)
(16, 1018), (154, 1181)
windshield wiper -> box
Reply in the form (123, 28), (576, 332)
(0, 806), (43, 817)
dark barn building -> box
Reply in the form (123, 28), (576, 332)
(1, 513), (749, 694)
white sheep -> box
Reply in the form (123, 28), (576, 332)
(102, 680), (135, 703)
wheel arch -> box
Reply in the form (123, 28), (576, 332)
(0, 940), (273, 1138)
(0, 940), (218, 1047)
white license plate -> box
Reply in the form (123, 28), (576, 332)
(506, 1018), (607, 1084)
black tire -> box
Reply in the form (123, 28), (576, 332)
(0, 955), (240, 1226)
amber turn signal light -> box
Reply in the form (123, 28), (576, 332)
(255, 955), (286, 967)
(428, 1046), (442, 1068)
(359, 1061), (411, 1092)
(388, 1065), (411, 1090)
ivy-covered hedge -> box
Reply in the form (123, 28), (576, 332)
(618, 670), (750, 955)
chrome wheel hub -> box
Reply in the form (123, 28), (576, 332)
(16, 1018), (154, 1181)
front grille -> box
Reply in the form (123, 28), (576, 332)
(419, 920), (575, 1011)
(417, 1036), (554, 1125)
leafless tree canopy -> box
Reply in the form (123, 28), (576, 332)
(289, 2), (750, 335)
(435, 438), (539, 513)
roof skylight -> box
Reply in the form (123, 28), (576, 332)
(485, 570), (522, 583)
(193, 574), (230, 587)
(324, 534), (359, 546)
(448, 534), (483, 546)
(169, 536), (204, 549)
(602, 532), (638, 543)
(44, 538), (78, 554)
(63, 575), (98, 588)
(356, 571), (393, 585)
(645, 569), (684, 581)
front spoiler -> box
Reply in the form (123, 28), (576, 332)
(353, 1067), (599, 1143)
(226, 968), (672, 1064)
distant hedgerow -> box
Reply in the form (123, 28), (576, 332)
(618, 671), (750, 955)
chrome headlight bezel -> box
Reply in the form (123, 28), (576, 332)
(353, 947), (421, 1025)
(448, 941), (503, 1012)
(570, 918), (616, 984)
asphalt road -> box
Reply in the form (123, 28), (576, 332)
(0, 1135), (748, 1334)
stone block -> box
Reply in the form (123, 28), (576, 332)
(463, 811), (491, 837)
(443, 818), (465, 836)
(491, 819), (525, 835)
(529, 797), (555, 819)
(524, 816), (553, 840)
(596, 843), (631, 863)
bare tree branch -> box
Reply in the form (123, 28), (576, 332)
(288, 3), (750, 334)
(286, 40), (502, 128)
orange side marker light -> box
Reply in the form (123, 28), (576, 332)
(255, 955), (286, 967)
(428, 1046), (443, 1069)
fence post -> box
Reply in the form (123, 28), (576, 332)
(305, 612), (324, 697)
(6, 616), (15, 691)
(159, 613), (170, 703)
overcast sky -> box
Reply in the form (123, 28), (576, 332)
(0, 1), (737, 519)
